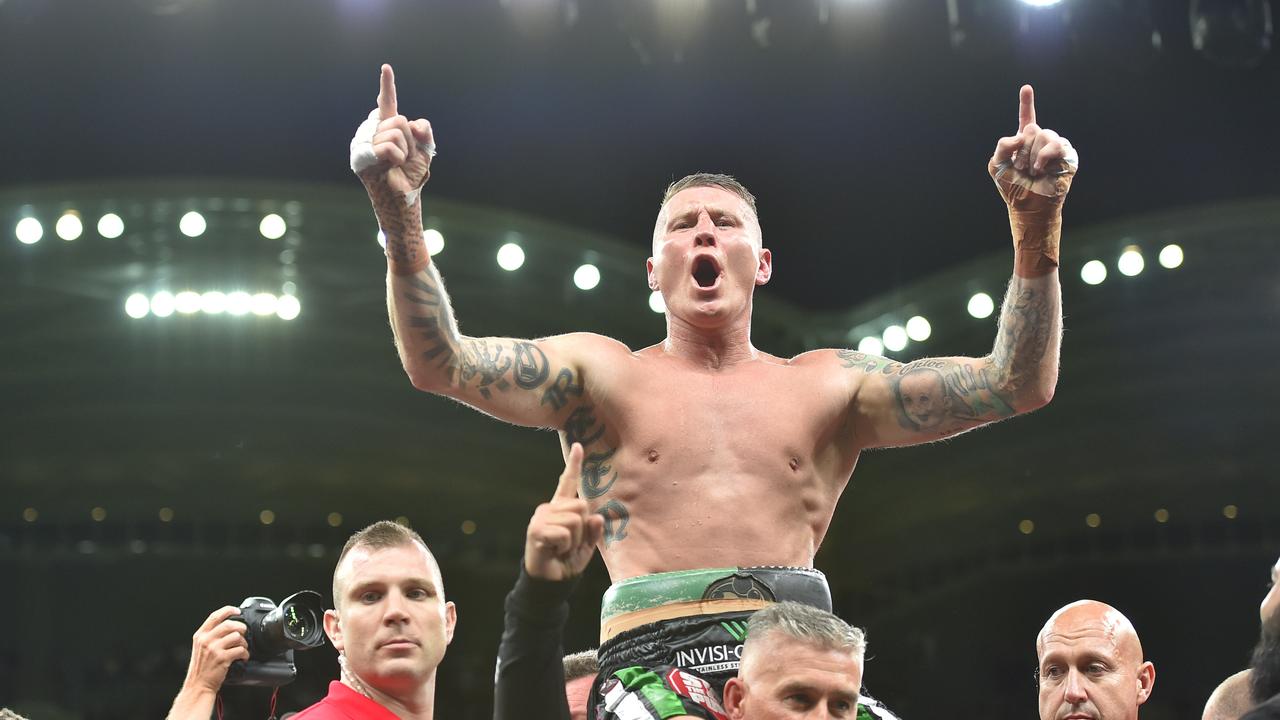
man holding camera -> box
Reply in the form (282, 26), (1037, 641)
(167, 521), (455, 720)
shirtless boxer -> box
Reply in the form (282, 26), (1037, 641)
(351, 65), (1077, 717)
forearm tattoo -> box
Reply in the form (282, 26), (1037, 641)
(838, 275), (1057, 437)
(397, 266), (629, 545)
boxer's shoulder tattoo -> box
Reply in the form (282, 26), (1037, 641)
(598, 499), (630, 547)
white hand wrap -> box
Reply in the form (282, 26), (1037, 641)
(349, 109), (380, 175)
(349, 109), (431, 207)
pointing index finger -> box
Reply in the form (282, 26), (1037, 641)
(554, 443), (584, 500)
(1018, 84), (1036, 133)
(378, 64), (398, 121)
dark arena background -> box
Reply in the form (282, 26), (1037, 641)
(3, 1), (1279, 718)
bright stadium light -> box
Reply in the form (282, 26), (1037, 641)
(424, 228), (445, 256)
(125, 293), (150, 319)
(200, 291), (227, 314)
(277, 294), (301, 320)
(1081, 260), (1107, 285)
(573, 264), (601, 290)
(497, 242), (525, 271)
(226, 291), (252, 316)
(967, 292), (995, 319)
(857, 336), (884, 355)
(251, 292), (278, 316)
(1019, 0), (1063, 6)
(882, 325), (908, 352)
(1118, 247), (1145, 277)
(150, 291), (176, 317)
(1158, 244), (1184, 269)
(97, 213), (125, 239)
(259, 213), (287, 240)
(179, 211), (207, 238)
(175, 291), (201, 314)
(16, 217), (42, 244)
(906, 315), (931, 342)
(56, 212), (83, 241)
(648, 291), (666, 314)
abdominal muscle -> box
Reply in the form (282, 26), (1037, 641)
(589, 443), (855, 582)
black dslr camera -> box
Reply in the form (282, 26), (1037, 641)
(224, 590), (327, 687)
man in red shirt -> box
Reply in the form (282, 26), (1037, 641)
(166, 521), (455, 720)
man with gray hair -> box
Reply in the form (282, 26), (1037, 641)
(721, 602), (868, 720)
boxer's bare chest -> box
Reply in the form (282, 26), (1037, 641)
(562, 352), (861, 574)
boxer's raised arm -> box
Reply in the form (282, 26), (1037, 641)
(836, 86), (1071, 448)
(354, 65), (602, 429)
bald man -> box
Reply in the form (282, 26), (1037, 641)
(1240, 555), (1280, 719)
(1205, 671), (1256, 720)
(1036, 600), (1155, 720)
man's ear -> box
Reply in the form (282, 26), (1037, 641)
(1136, 661), (1156, 705)
(324, 608), (344, 653)
(444, 601), (458, 645)
(646, 257), (659, 291)
(755, 248), (772, 286)
(722, 677), (748, 719)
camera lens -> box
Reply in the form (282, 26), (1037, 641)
(284, 602), (316, 642)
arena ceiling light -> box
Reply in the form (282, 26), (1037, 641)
(125, 293), (150, 319)
(277, 294), (301, 320)
(56, 212), (83, 241)
(259, 213), (287, 240)
(1080, 259), (1107, 285)
(857, 336), (884, 355)
(906, 315), (931, 342)
(967, 292), (995, 319)
(150, 291), (176, 317)
(573, 263), (601, 291)
(15, 217), (42, 244)
(882, 325), (908, 352)
(175, 291), (201, 314)
(251, 292), (278, 316)
(199, 291), (227, 314)
(179, 211), (207, 238)
(648, 291), (666, 314)
(1158, 244), (1184, 269)
(97, 213), (125, 239)
(1018, 0), (1063, 6)
(1117, 247), (1145, 277)
(226, 291), (253, 316)
(496, 242), (525, 271)
(424, 228), (445, 256)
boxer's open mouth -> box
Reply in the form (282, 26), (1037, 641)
(692, 257), (721, 288)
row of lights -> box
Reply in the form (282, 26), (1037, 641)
(123, 290), (300, 320)
(1016, 504), (1240, 535)
(856, 243), (1186, 357)
(19, 507), (477, 533)
(14, 211), (292, 244)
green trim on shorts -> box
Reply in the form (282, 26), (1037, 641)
(600, 568), (738, 622)
(614, 667), (689, 719)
